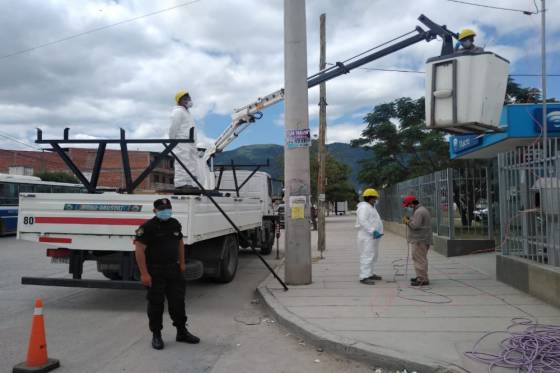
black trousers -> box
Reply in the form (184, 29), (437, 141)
(146, 263), (187, 333)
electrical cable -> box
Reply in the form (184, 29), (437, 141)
(0, 0), (204, 60)
(0, 132), (41, 150)
(388, 227), (453, 304)
(307, 29), (418, 81)
(464, 318), (560, 372)
(446, 0), (538, 15)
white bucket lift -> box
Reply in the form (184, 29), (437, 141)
(425, 52), (510, 134)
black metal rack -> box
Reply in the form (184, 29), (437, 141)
(36, 127), (195, 194)
(214, 159), (270, 197)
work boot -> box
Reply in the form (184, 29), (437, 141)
(410, 277), (417, 282)
(152, 332), (164, 350)
(176, 327), (200, 344)
(410, 278), (430, 287)
(359, 278), (376, 285)
(368, 274), (382, 280)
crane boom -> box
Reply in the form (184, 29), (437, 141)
(203, 14), (456, 161)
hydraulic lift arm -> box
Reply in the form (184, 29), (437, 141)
(203, 14), (456, 161)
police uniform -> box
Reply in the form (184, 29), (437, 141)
(134, 198), (187, 335)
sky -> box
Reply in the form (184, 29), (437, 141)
(0, 0), (559, 152)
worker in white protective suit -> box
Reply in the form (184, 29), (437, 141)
(169, 90), (214, 190)
(355, 188), (384, 285)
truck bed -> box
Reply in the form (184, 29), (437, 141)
(18, 192), (263, 250)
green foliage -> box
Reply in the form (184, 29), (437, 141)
(352, 97), (453, 188)
(309, 140), (357, 204)
(35, 171), (79, 183)
(506, 77), (541, 104)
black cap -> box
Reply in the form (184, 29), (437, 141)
(154, 198), (172, 210)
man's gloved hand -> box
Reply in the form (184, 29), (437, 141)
(373, 231), (383, 239)
(402, 216), (410, 225)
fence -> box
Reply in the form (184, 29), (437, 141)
(498, 138), (560, 267)
(377, 166), (492, 240)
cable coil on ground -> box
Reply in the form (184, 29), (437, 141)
(465, 318), (560, 372)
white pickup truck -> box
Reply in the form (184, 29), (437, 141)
(17, 171), (277, 289)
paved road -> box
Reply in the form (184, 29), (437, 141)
(0, 235), (372, 373)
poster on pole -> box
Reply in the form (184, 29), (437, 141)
(286, 128), (311, 149)
(289, 195), (307, 220)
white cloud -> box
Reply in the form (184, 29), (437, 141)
(311, 122), (366, 144)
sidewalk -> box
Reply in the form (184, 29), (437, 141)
(258, 215), (560, 373)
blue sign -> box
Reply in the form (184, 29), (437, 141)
(533, 108), (560, 133)
(451, 135), (482, 153)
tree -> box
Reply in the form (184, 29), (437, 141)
(351, 97), (453, 188)
(506, 77), (541, 104)
(35, 171), (79, 184)
(275, 141), (358, 207)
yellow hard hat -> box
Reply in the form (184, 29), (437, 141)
(458, 28), (476, 41)
(175, 90), (189, 104)
(362, 188), (379, 198)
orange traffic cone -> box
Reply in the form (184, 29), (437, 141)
(13, 299), (60, 373)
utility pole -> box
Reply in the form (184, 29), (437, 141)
(317, 13), (327, 259)
(284, 0), (312, 285)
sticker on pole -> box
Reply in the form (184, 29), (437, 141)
(289, 196), (307, 220)
(286, 129), (311, 149)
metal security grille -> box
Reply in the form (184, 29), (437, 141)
(377, 166), (492, 240)
(498, 139), (560, 267)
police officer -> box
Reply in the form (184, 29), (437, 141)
(134, 198), (200, 350)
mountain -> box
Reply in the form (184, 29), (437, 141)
(214, 142), (371, 190)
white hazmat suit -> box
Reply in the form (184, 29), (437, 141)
(169, 106), (214, 190)
(355, 201), (384, 280)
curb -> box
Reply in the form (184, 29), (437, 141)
(256, 269), (465, 373)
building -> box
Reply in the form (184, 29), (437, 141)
(0, 148), (174, 191)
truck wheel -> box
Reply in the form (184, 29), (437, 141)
(260, 221), (275, 255)
(183, 259), (204, 281)
(216, 235), (239, 283)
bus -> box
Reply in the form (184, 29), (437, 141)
(0, 174), (85, 236)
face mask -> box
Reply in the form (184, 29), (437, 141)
(156, 209), (172, 221)
(406, 207), (414, 215)
(186, 101), (193, 108)
(461, 39), (473, 49)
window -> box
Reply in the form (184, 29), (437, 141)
(0, 182), (19, 205)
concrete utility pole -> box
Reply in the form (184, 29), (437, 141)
(284, 0), (312, 285)
(317, 13), (327, 259)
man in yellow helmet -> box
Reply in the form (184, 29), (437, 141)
(455, 28), (484, 54)
(355, 188), (384, 285)
(169, 90), (214, 190)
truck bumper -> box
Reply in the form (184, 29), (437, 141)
(21, 277), (144, 290)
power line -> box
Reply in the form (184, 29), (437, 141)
(326, 62), (560, 76)
(0, 131), (41, 150)
(0, 0), (204, 60)
(446, 0), (538, 15)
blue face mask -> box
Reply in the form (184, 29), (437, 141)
(156, 209), (172, 221)
(406, 207), (414, 215)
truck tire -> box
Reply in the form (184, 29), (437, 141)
(216, 235), (239, 283)
(260, 221), (275, 255)
(183, 259), (204, 281)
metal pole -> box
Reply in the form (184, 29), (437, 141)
(318, 13), (327, 259)
(284, 0), (312, 285)
(541, 0), (547, 152)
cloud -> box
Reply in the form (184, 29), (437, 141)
(0, 0), (557, 152)
(311, 122), (366, 144)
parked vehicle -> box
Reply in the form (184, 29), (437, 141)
(17, 170), (276, 288)
(0, 173), (84, 235)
